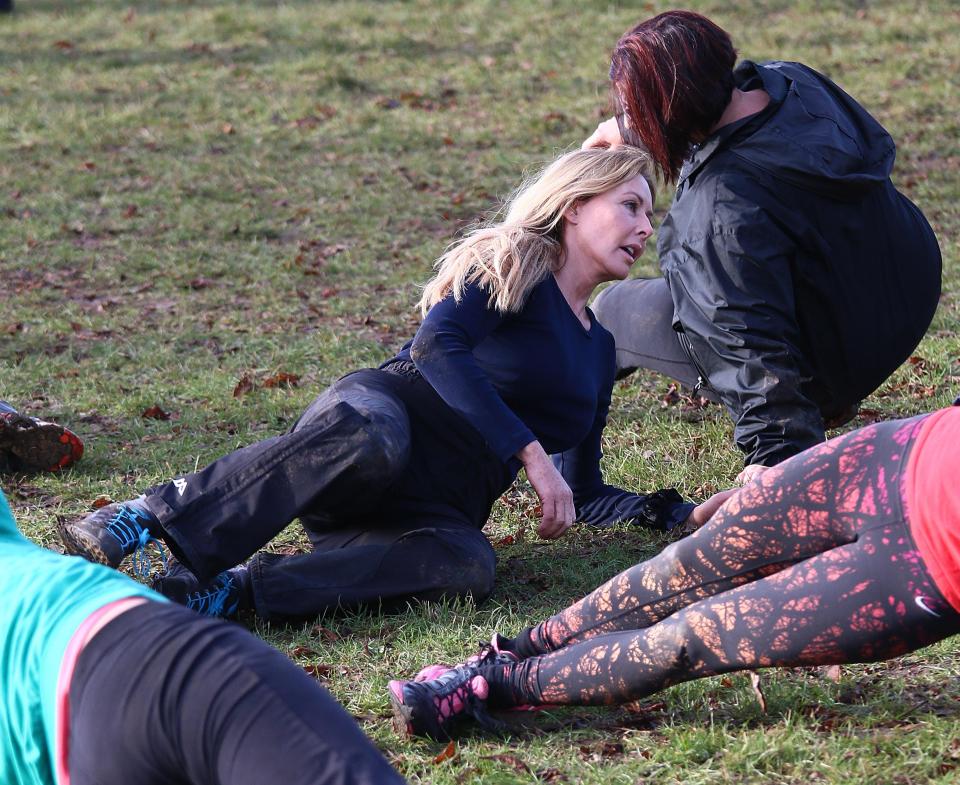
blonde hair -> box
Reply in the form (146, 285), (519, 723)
(419, 146), (655, 315)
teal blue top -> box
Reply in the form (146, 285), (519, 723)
(0, 490), (162, 785)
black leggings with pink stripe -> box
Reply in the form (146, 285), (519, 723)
(487, 414), (960, 708)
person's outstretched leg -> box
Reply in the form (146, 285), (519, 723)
(486, 519), (960, 708)
(392, 519), (960, 738)
(61, 371), (412, 580)
(67, 601), (405, 785)
(505, 415), (927, 658)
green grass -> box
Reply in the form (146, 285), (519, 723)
(2, 1), (960, 783)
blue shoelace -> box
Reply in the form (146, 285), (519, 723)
(105, 505), (168, 578)
(186, 573), (238, 617)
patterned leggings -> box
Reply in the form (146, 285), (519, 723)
(490, 415), (960, 707)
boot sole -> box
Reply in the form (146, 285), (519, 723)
(57, 518), (115, 567)
(0, 418), (83, 472)
(387, 681), (416, 738)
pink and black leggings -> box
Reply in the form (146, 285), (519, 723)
(487, 414), (960, 707)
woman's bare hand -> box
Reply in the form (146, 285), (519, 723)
(736, 463), (770, 486)
(683, 487), (738, 531)
(517, 441), (575, 539)
(582, 116), (623, 150)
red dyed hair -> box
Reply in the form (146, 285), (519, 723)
(610, 10), (737, 182)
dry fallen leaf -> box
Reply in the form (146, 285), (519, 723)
(483, 754), (530, 773)
(312, 625), (340, 643)
(302, 663), (332, 679)
(141, 405), (171, 420)
(263, 372), (300, 389)
(233, 375), (255, 397)
(432, 741), (457, 764)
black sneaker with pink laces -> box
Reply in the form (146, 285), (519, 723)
(388, 649), (513, 740)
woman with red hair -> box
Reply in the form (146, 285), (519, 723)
(587, 10), (941, 484)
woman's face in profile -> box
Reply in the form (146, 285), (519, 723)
(563, 175), (655, 284)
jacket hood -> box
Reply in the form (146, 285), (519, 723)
(706, 60), (896, 198)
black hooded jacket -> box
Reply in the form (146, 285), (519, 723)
(658, 60), (941, 467)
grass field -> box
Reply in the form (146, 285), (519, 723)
(2, 1), (960, 783)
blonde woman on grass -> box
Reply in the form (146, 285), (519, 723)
(61, 146), (726, 622)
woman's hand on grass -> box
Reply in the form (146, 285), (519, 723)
(517, 441), (575, 539)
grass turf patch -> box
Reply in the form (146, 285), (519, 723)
(2, 1), (959, 783)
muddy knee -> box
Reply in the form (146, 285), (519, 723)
(352, 411), (411, 486)
(396, 527), (496, 605)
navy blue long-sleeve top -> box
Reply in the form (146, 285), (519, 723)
(390, 276), (693, 530)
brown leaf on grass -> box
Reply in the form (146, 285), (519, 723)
(535, 768), (568, 782)
(264, 372), (301, 389)
(482, 754), (531, 773)
(53, 40), (74, 50)
(289, 107), (337, 128)
(312, 625), (340, 642)
(823, 664), (843, 683)
(749, 671), (767, 713)
(233, 375), (255, 397)
(302, 663), (332, 679)
(141, 405), (171, 420)
(432, 741), (457, 764)
(82, 161), (96, 170)
(493, 534), (515, 548)
(578, 742), (624, 761)
(660, 384), (681, 407)
(188, 277), (216, 290)
(92, 495), (113, 509)
(222, 123), (235, 135)
(3, 322), (23, 334)
(123, 205), (139, 218)
(290, 645), (319, 658)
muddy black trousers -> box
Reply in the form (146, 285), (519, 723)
(141, 364), (511, 621)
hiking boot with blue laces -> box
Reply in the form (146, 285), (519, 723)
(152, 558), (248, 618)
(59, 497), (164, 575)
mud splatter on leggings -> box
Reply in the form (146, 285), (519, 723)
(488, 415), (960, 707)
